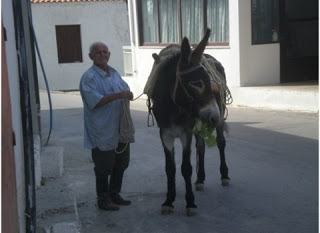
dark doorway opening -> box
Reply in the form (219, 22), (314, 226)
(280, 0), (318, 83)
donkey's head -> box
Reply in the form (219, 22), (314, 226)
(173, 29), (221, 128)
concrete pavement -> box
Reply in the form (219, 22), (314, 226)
(37, 91), (318, 233)
(229, 81), (318, 113)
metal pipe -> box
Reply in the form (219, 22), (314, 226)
(12, 0), (37, 232)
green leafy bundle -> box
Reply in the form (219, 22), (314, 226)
(193, 118), (217, 147)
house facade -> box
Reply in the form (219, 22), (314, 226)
(31, 0), (130, 90)
(123, 0), (318, 102)
(3, 0), (42, 231)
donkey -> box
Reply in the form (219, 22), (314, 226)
(146, 29), (230, 216)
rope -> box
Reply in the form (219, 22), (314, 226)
(133, 93), (143, 101)
(114, 98), (135, 154)
(201, 56), (233, 120)
(201, 56), (233, 106)
(114, 92), (156, 154)
(114, 92), (145, 154)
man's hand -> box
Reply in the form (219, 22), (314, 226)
(119, 90), (133, 100)
(95, 90), (133, 108)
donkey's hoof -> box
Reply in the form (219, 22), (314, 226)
(221, 178), (230, 186)
(186, 208), (197, 216)
(161, 206), (174, 215)
(195, 183), (204, 191)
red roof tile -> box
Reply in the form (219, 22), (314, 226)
(31, 0), (122, 3)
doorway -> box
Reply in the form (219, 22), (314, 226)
(280, 0), (318, 83)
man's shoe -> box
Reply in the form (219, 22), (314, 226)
(111, 194), (131, 205)
(97, 196), (120, 211)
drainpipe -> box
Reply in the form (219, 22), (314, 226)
(27, 5), (41, 139)
(12, 0), (36, 232)
(128, 0), (138, 77)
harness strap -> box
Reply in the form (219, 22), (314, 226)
(172, 65), (203, 105)
(177, 65), (202, 76)
(146, 97), (155, 127)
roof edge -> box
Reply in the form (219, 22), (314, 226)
(31, 0), (122, 3)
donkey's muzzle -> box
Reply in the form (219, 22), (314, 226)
(199, 102), (220, 128)
(208, 112), (220, 128)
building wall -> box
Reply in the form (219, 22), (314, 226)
(2, 23), (19, 233)
(238, 0), (280, 87)
(31, 1), (130, 90)
(124, 0), (241, 97)
(124, 0), (281, 98)
(2, 0), (27, 231)
(204, 0), (241, 88)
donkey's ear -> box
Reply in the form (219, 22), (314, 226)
(180, 37), (191, 64)
(190, 28), (211, 65)
(152, 53), (160, 64)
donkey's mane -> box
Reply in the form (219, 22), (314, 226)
(152, 54), (179, 103)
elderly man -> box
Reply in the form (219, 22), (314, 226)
(80, 42), (133, 211)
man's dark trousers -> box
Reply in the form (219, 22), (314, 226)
(91, 143), (130, 199)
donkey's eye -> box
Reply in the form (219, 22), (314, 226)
(189, 80), (203, 88)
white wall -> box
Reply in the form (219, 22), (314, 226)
(31, 1), (130, 90)
(238, 0), (280, 86)
(205, 0), (241, 88)
(124, 0), (241, 97)
(124, 0), (281, 99)
(2, 0), (27, 232)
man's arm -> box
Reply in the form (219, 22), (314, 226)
(95, 90), (133, 108)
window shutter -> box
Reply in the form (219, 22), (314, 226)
(55, 25), (83, 63)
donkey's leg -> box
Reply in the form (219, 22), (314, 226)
(194, 135), (205, 191)
(180, 132), (197, 216)
(160, 128), (176, 214)
(216, 123), (230, 186)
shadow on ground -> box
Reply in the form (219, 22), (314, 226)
(38, 107), (318, 233)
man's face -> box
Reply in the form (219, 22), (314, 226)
(89, 44), (110, 68)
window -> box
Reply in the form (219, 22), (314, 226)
(138, 0), (229, 45)
(251, 0), (279, 44)
(123, 46), (133, 76)
(55, 25), (83, 63)
(181, 0), (204, 43)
